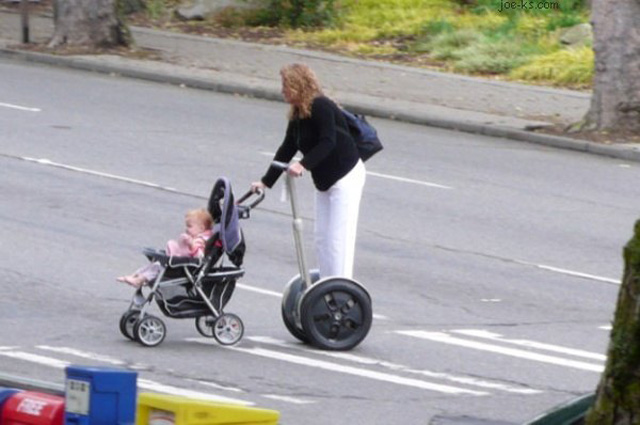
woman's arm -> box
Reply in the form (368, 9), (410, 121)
(260, 120), (299, 188)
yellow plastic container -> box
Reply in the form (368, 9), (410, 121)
(136, 393), (280, 425)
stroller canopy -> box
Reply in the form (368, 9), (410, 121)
(208, 177), (244, 266)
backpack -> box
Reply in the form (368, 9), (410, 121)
(340, 109), (384, 162)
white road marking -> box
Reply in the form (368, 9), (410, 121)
(237, 282), (388, 320)
(20, 157), (183, 193)
(262, 394), (314, 405)
(236, 283), (281, 297)
(599, 325), (612, 331)
(450, 330), (606, 361)
(259, 151), (452, 189)
(395, 331), (604, 373)
(37, 346), (126, 365)
(534, 264), (619, 285)
(0, 102), (41, 112)
(0, 351), (70, 369)
(187, 337), (487, 395)
(137, 379), (252, 405)
(248, 336), (540, 394)
(0, 348), (252, 405)
(188, 379), (245, 393)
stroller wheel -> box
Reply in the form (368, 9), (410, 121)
(300, 278), (372, 351)
(195, 315), (216, 338)
(134, 315), (167, 347)
(213, 313), (244, 346)
(119, 310), (140, 341)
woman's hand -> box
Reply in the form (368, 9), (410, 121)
(287, 161), (305, 177)
(251, 181), (267, 193)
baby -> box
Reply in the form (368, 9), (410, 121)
(117, 208), (214, 288)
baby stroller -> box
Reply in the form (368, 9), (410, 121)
(118, 177), (264, 347)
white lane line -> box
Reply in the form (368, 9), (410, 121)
(259, 151), (452, 189)
(237, 282), (389, 321)
(599, 325), (612, 331)
(37, 346), (127, 365)
(0, 102), (41, 112)
(0, 349), (252, 405)
(367, 171), (452, 189)
(19, 157), (185, 194)
(137, 379), (252, 406)
(395, 331), (604, 373)
(450, 330), (606, 361)
(248, 336), (540, 395)
(534, 264), (619, 285)
(188, 379), (245, 393)
(0, 346), (19, 351)
(262, 394), (314, 405)
(0, 351), (69, 369)
(236, 283), (282, 297)
(187, 337), (487, 395)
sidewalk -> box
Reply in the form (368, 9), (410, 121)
(1, 8), (639, 161)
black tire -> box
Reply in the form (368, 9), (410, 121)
(281, 271), (319, 343)
(134, 315), (166, 347)
(281, 303), (309, 343)
(119, 310), (140, 341)
(300, 279), (372, 351)
(195, 315), (216, 338)
(212, 313), (244, 346)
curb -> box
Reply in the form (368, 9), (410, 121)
(2, 46), (639, 163)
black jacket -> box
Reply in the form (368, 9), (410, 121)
(261, 96), (360, 191)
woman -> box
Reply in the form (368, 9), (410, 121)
(251, 63), (366, 279)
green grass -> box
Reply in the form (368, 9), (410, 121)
(510, 46), (594, 87)
(141, 0), (593, 87)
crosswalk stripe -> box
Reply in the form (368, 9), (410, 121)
(187, 337), (488, 395)
(450, 330), (606, 361)
(395, 331), (604, 373)
(0, 349), (252, 405)
(247, 336), (541, 395)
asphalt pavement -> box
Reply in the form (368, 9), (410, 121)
(1, 7), (639, 161)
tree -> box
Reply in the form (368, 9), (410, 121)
(49, 0), (130, 48)
(586, 220), (640, 424)
(582, 0), (640, 132)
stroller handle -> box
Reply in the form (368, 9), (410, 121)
(237, 189), (265, 210)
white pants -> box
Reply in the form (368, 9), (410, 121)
(314, 160), (366, 279)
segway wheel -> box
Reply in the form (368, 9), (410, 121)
(281, 271), (320, 343)
(134, 315), (166, 347)
(300, 278), (372, 351)
(213, 313), (244, 346)
(119, 310), (140, 341)
(195, 315), (216, 338)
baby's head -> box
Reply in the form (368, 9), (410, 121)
(185, 208), (213, 237)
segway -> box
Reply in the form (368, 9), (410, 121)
(272, 161), (373, 351)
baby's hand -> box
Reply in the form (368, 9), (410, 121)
(179, 233), (192, 244)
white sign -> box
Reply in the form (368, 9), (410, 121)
(65, 379), (91, 415)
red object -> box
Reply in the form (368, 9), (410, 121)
(0, 391), (64, 425)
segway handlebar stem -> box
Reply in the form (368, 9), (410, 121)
(271, 160), (312, 290)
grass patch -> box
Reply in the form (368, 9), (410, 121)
(510, 46), (594, 87)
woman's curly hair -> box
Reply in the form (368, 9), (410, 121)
(280, 63), (324, 120)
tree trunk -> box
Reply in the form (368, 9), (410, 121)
(49, 0), (129, 48)
(586, 219), (640, 424)
(583, 0), (640, 132)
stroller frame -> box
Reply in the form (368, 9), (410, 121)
(118, 177), (264, 347)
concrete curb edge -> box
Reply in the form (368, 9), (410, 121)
(3, 46), (639, 163)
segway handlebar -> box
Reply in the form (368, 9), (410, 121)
(271, 160), (290, 171)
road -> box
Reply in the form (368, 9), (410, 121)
(1, 58), (638, 424)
